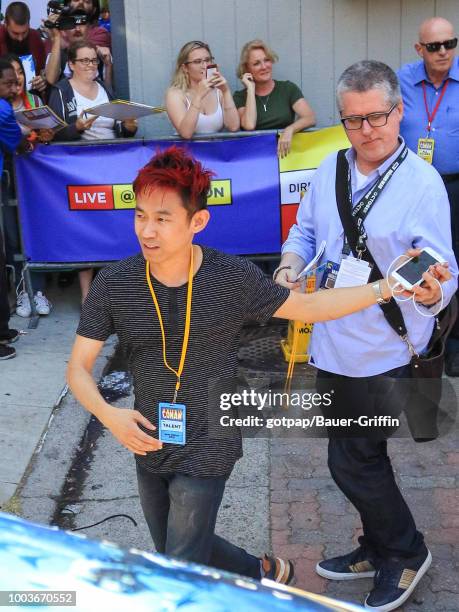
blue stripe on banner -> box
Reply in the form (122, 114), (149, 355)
(14, 135), (280, 263)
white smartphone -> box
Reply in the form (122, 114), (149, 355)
(391, 247), (445, 290)
(206, 64), (218, 80)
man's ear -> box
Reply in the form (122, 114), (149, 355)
(414, 42), (424, 59)
(191, 209), (210, 235)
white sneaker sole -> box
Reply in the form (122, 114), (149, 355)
(16, 310), (31, 318)
(315, 562), (375, 580)
(364, 549), (432, 611)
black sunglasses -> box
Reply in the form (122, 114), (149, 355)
(419, 37), (457, 53)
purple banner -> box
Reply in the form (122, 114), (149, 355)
(14, 135), (281, 263)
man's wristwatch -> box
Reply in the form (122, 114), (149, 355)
(372, 280), (390, 305)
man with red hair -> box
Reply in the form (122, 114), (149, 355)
(66, 146), (408, 583)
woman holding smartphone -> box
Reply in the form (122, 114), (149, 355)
(234, 39), (315, 157)
(165, 41), (239, 139)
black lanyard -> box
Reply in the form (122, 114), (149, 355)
(343, 145), (408, 256)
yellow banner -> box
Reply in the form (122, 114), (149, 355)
(279, 124), (350, 172)
(279, 125), (350, 241)
(279, 127), (350, 362)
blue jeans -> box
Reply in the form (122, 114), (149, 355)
(136, 464), (261, 579)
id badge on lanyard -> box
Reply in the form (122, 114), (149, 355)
(419, 79), (449, 165)
(335, 256), (372, 288)
(417, 137), (435, 164)
(159, 402), (186, 445)
(145, 247), (194, 446)
(338, 146), (407, 284)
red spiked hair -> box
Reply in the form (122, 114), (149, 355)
(133, 146), (214, 217)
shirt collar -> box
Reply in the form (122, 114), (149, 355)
(414, 56), (459, 84)
(345, 137), (406, 180)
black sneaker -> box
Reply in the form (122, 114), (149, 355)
(365, 548), (432, 611)
(0, 329), (19, 344)
(261, 554), (295, 585)
(316, 545), (377, 580)
(0, 344), (16, 360)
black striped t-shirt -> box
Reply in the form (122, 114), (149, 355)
(77, 247), (290, 477)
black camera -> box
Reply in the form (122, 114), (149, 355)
(44, 3), (87, 30)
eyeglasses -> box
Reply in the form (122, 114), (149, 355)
(74, 58), (99, 66)
(419, 37), (457, 53)
(184, 56), (214, 66)
(341, 103), (397, 130)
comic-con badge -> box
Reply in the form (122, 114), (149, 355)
(158, 402), (186, 445)
(417, 138), (434, 164)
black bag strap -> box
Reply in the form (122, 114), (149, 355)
(335, 149), (408, 338)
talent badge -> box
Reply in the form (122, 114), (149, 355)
(417, 138), (435, 164)
(158, 402), (186, 445)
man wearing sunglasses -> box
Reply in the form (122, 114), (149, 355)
(275, 60), (457, 611)
(398, 17), (459, 376)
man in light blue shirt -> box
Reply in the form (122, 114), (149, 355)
(275, 60), (457, 612)
(398, 17), (459, 375)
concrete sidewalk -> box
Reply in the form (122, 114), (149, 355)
(0, 283), (113, 509)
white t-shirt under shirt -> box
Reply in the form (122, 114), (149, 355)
(353, 161), (371, 191)
(73, 83), (116, 140)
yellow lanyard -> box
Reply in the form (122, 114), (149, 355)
(145, 248), (194, 403)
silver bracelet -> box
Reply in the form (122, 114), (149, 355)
(372, 280), (390, 305)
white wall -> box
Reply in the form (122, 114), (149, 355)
(20, 0), (49, 29)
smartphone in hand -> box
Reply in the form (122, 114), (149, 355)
(206, 64), (218, 80)
(391, 247), (445, 290)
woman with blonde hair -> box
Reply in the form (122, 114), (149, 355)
(234, 39), (315, 157)
(165, 40), (239, 138)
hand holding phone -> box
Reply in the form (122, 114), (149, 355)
(206, 64), (218, 81)
(391, 247), (446, 291)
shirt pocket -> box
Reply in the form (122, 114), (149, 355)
(446, 105), (459, 135)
